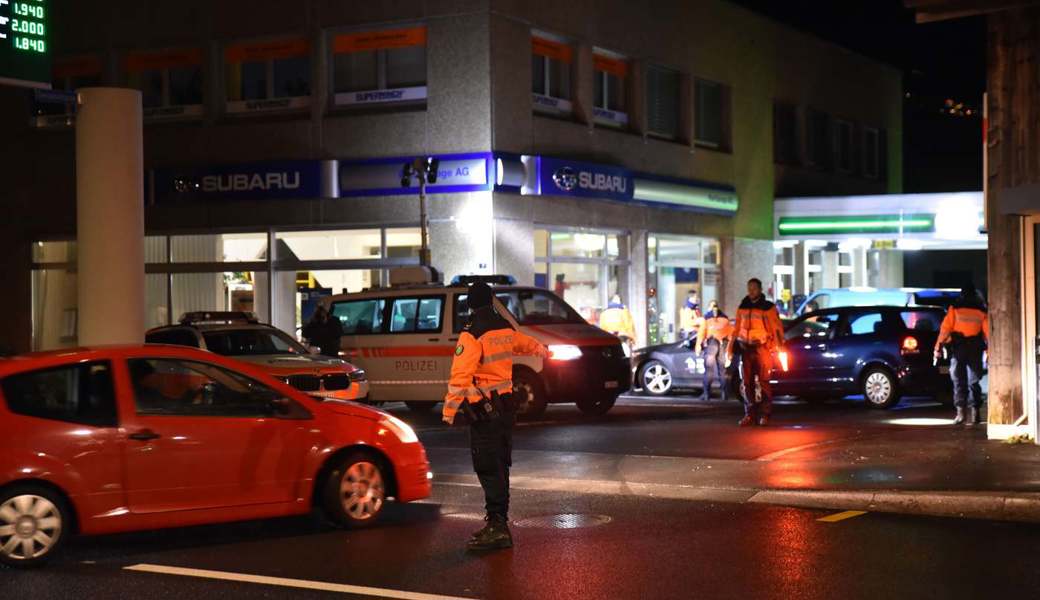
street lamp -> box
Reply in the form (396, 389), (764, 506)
(401, 156), (440, 267)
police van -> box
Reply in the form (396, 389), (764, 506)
(319, 268), (631, 418)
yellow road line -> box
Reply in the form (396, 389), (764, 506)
(817, 510), (868, 523)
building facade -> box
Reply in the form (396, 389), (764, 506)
(0, 0), (902, 353)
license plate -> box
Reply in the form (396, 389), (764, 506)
(604, 381), (619, 389)
(939, 366), (950, 374)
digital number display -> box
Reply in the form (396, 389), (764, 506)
(0, 0), (50, 89)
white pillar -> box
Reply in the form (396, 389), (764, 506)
(76, 88), (144, 346)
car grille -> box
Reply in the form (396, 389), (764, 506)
(286, 375), (321, 392)
(323, 374), (351, 391)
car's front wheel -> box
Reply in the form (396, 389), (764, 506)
(512, 369), (548, 420)
(322, 452), (388, 528)
(0, 484), (70, 568)
(577, 393), (618, 416)
(639, 360), (673, 396)
(862, 368), (900, 409)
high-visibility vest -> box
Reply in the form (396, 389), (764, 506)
(442, 308), (544, 424)
(680, 305), (701, 333)
(599, 306), (636, 340)
(698, 315), (733, 346)
(940, 307), (989, 340)
(733, 298), (783, 349)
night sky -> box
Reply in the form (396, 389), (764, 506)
(735, 0), (986, 192)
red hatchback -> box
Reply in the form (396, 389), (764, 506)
(0, 345), (432, 567)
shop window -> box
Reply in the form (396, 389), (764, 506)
(807, 109), (832, 170)
(835, 119), (854, 173)
(646, 235), (722, 344)
(863, 127), (880, 179)
(532, 33), (573, 115)
(171, 233), (268, 263)
(694, 78), (730, 150)
(2, 362), (117, 428)
(276, 229), (382, 262)
(225, 38), (311, 114)
(774, 102), (799, 164)
(125, 48), (204, 119)
(550, 232), (607, 259)
(332, 26), (427, 107)
(646, 65), (680, 140)
(593, 50), (628, 127)
(32, 55), (102, 127)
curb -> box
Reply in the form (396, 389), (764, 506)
(433, 473), (1040, 523)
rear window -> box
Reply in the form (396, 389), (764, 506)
(331, 298), (386, 334)
(1, 361), (118, 427)
(454, 289), (585, 332)
(146, 328), (201, 347)
(900, 311), (942, 333)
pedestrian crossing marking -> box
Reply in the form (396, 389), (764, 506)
(817, 510), (867, 522)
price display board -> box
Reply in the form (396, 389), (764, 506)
(0, 0), (50, 89)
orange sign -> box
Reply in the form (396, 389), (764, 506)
(334, 26), (427, 53)
(225, 38), (310, 63)
(53, 55), (102, 79)
(126, 48), (203, 72)
(532, 36), (573, 63)
(594, 54), (628, 77)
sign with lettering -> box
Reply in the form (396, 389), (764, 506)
(536, 157), (633, 202)
(339, 153), (493, 196)
(0, 0), (50, 89)
(153, 161), (324, 202)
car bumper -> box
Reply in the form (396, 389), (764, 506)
(392, 443), (432, 503)
(897, 364), (952, 396)
(543, 345), (631, 401)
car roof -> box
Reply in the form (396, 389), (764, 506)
(0, 344), (269, 376)
(322, 284), (548, 302)
(148, 323), (281, 334)
(799, 305), (944, 318)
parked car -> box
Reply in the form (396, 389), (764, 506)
(0, 344), (431, 567)
(794, 288), (960, 317)
(632, 338), (712, 396)
(771, 305), (953, 408)
(147, 312), (369, 403)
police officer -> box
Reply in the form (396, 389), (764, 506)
(934, 283), (990, 425)
(443, 282), (547, 551)
(695, 301), (733, 401)
(728, 278), (785, 426)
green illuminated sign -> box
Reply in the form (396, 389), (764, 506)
(0, 0), (50, 89)
(777, 214), (935, 236)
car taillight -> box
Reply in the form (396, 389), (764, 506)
(777, 350), (790, 372)
(901, 336), (920, 354)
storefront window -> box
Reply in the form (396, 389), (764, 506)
(276, 229), (382, 261)
(171, 233), (268, 263)
(533, 229), (629, 328)
(647, 235), (721, 344)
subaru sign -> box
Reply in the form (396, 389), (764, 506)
(339, 153), (493, 197)
(537, 157), (633, 202)
(153, 161), (324, 202)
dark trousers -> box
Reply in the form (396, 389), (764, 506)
(469, 395), (514, 519)
(740, 345), (774, 417)
(950, 338), (985, 410)
(701, 339), (724, 399)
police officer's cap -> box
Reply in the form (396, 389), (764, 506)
(468, 282), (494, 309)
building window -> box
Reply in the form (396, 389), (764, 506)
(32, 55), (102, 127)
(534, 230), (630, 328)
(834, 119), (854, 173)
(863, 127), (880, 179)
(532, 33), (573, 115)
(332, 26), (427, 107)
(225, 38), (311, 114)
(647, 235), (721, 344)
(806, 109), (832, 170)
(646, 65), (680, 140)
(593, 49), (628, 128)
(125, 48), (204, 120)
(774, 102), (799, 164)
(694, 78), (730, 150)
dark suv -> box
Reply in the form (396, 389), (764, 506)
(770, 305), (952, 408)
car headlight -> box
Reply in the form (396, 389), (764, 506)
(349, 369), (367, 382)
(547, 344), (583, 361)
(379, 414), (419, 444)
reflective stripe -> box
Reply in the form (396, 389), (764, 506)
(446, 385), (481, 399)
(478, 380), (512, 394)
(481, 351), (513, 365)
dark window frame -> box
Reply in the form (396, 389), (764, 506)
(693, 78), (731, 151)
(645, 64), (682, 140)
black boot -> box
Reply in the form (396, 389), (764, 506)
(969, 406), (981, 425)
(953, 407), (965, 425)
(467, 515), (513, 551)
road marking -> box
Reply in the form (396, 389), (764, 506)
(817, 510), (867, 523)
(123, 564), (476, 600)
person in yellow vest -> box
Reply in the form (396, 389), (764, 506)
(933, 283), (990, 425)
(695, 300), (733, 401)
(599, 294), (636, 344)
(679, 290), (702, 339)
(728, 278), (786, 426)
(443, 282), (547, 551)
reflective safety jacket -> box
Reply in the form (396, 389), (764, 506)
(731, 296), (785, 351)
(696, 312), (733, 350)
(680, 304), (702, 334)
(443, 307), (546, 424)
(936, 306), (989, 349)
(599, 305), (636, 341)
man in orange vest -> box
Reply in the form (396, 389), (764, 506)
(933, 283), (990, 425)
(695, 300), (733, 401)
(728, 278), (786, 426)
(443, 282), (547, 551)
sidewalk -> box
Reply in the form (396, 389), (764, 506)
(426, 424), (1040, 523)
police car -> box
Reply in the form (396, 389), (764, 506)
(319, 268), (631, 418)
(146, 312), (369, 403)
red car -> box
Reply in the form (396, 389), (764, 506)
(0, 344), (432, 567)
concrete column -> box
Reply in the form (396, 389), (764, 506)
(722, 237), (774, 310)
(629, 230), (648, 348)
(822, 251), (839, 289)
(793, 242), (808, 295)
(853, 248), (869, 287)
(76, 88), (144, 346)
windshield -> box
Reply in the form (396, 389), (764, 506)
(455, 289), (587, 328)
(202, 328), (309, 357)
